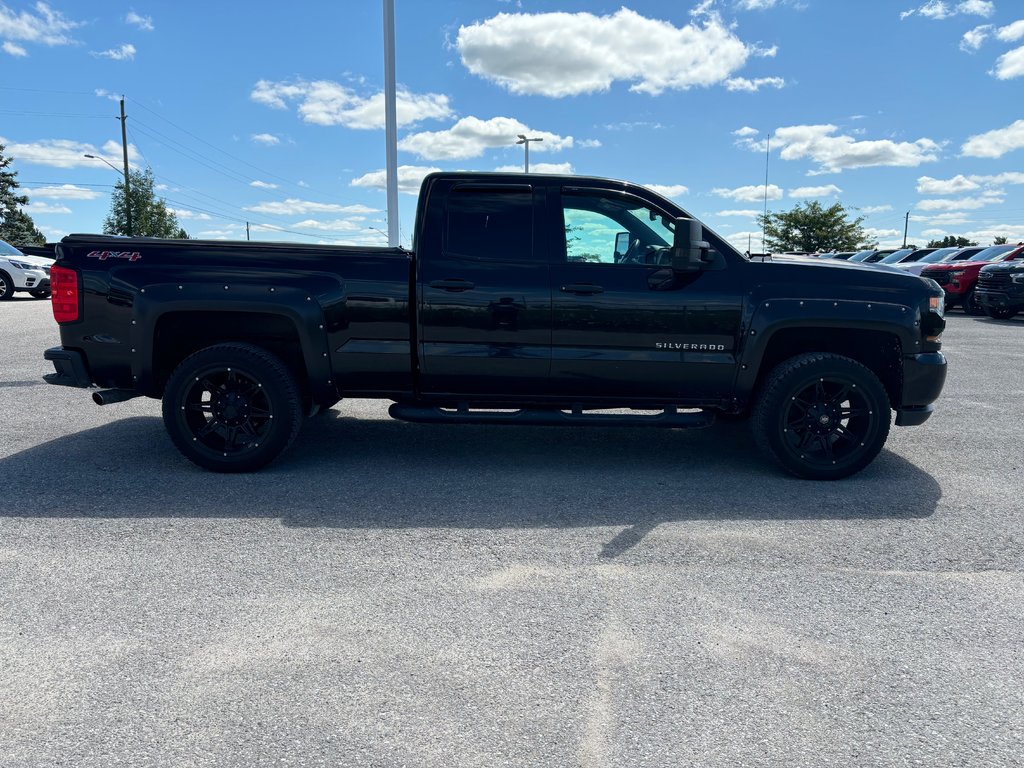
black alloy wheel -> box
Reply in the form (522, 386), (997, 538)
(0, 272), (13, 301)
(753, 353), (890, 480)
(162, 343), (303, 472)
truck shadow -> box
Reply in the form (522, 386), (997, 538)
(0, 413), (941, 557)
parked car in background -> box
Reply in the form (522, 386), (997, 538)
(888, 247), (940, 264)
(895, 247), (974, 276)
(828, 251), (858, 260)
(847, 249), (878, 262)
(0, 239), (52, 300)
(976, 246), (1024, 319)
(920, 244), (1024, 314)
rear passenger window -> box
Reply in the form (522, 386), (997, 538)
(446, 188), (534, 262)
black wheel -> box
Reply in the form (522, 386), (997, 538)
(161, 343), (304, 472)
(985, 306), (1017, 320)
(0, 272), (13, 301)
(29, 289), (51, 299)
(962, 288), (983, 316)
(752, 353), (891, 480)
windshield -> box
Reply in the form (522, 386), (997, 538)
(968, 245), (1016, 262)
(848, 250), (875, 262)
(918, 247), (959, 263)
(879, 249), (915, 264)
(0, 239), (24, 257)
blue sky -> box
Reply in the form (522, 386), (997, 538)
(2, 0), (1023, 251)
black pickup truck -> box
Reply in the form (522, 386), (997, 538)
(44, 172), (948, 479)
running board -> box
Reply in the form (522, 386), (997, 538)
(387, 404), (716, 429)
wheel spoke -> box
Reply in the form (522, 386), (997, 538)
(188, 402), (213, 413)
(818, 434), (835, 462)
(833, 423), (859, 444)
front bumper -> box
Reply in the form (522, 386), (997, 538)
(43, 347), (93, 388)
(13, 269), (49, 290)
(977, 291), (1024, 310)
(896, 351), (947, 426)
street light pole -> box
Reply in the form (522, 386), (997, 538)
(84, 153), (133, 235)
(119, 98), (133, 237)
(382, 0), (400, 248)
(516, 134), (543, 173)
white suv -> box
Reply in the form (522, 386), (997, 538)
(0, 239), (52, 300)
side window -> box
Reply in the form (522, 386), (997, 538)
(446, 188), (533, 262)
(562, 190), (675, 266)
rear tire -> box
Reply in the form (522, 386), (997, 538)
(161, 343), (304, 472)
(752, 353), (891, 480)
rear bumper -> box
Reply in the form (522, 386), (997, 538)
(43, 346), (93, 388)
(897, 351), (946, 426)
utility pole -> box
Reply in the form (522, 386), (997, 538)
(903, 211), (910, 248)
(246, 222), (250, 241)
(119, 98), (133, 237)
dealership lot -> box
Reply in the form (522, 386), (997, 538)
(2, 297), (1022, 767)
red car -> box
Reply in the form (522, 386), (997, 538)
(920, 244), (1024, 315)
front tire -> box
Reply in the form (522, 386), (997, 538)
(0, 272), (13, 301)
(985, 306), (1018, 320)
(161, 343), (304, 472)
(752, 353), (891, 480)
(962, 288), (983, 316)
(29, 289), (51, 299)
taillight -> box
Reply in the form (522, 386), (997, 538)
(51, 265), (80, 323)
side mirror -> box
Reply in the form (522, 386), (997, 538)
(614, 231), (631, 259)
(671, 218), (710, 273)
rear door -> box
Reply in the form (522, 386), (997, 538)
(417, 181), (551, 396)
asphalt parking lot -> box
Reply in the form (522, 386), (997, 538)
(1, 296), (1022, 767)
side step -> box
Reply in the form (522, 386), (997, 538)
(388, 403), (716, 429)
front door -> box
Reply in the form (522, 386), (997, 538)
(550, 187), (742, 401)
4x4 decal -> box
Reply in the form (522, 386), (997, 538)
(87, 250), (142, 262)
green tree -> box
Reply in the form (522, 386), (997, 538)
(994, 236), (1008, 245)
(757, 201), (872, 253)
(0, 143), (46, 246)
(925, 235), (977, 248)
(103, 167), (188, 238)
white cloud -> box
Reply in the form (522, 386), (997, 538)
(992, 46), (1024, 79)
(961, 24), (993, 51)
(577, 139), (602, 149)
(715, 209), (760, 217)
(962, 119), (1024, 157)
(399, 116), (575, 161)
(712, 184), (784, 202)
(2, 41), (27, 56)
(168, 209), (212, 221)
(724, 76), (785, 92)
(25, 201), (71, 214)
(290, 219), (363, 232)
(251, 133), (280, 145)
(455, 8), (778, 97)
(1, 137), (140, 169)
(251, 79), (452, 130)
(916, 174), (980, 194)
(493, 162), (574, 174)
(125, 11), (153, 31)
(768, 124), (941, 172)
(864, 227), (902, 239)
(643, 184), (689, 198)
(924, 213), (974, 226)
(250, 180), (279, 189)
(244, 199), (379, 216)
(736, 0), (780, 9)
(916, 194), (1004, 211)
(860, 205), (894, 214)
(0, 2), (82, 46)
(789, 184), (842, 197)
(24, 184), (101, 200)
(92, 43), (136, 61)
(901, 0), (993, 19)
(996, 20), (1024, 42)
(351, 165), (441, 195)
(733, 126), (760, 137)
(966, 224), (1024, 242)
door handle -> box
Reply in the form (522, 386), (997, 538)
(429, 279), (475, 291)
(560, 283), (604, 295)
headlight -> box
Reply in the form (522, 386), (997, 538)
(950, 271), (965, 279)
(1012, 274), (1024, 284)
(929, 295), (945, 317)
(8, 260), (33, 270)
